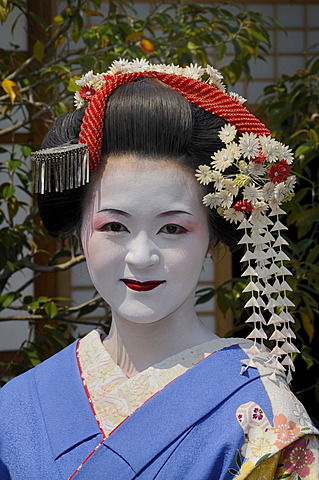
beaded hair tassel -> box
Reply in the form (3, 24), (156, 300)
(32, 59), (297, 382)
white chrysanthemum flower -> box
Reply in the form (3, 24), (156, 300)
(107, 59), (130, 74)
(208, 76), (226, 92)
(206, 64), (224, 80)
(163, 64), (183, 75)
(75, 70), (94, 87)
(151, 63), (167, 72)
(218, 124), (237, 144)
(206, 65), (226, 91)
(243, 185), (263, 203)
(262, 182), (276, 201)
(210, 170), (225, 190)
(238, 132), (260, 159)
(203, 193), (222, 209)
(248, 162), (266, 177)
(274, 182), (289, 203)
(217, 190), (233, 208)
(229, 92), (247, 105)
(251, 201), (268, 215)
(74, 91), (85, 109)
(284, 174), (297, 192)
(195, 165), (214, 185)
(259, 136), (281, 163)
(228, 142), (242, 160)
(130, 58), (151, 72)
(184, 63), (204, 79)
(76, 71), (105, 87)
(223, 208), (245, 224)
(276, 143), (294, 164)
(211, 146), (236, 171)
(222, 179), (239, 196)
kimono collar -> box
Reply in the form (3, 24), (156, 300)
(34, 341), (102, 460)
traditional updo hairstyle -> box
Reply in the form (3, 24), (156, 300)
(37, 78), (241, 251)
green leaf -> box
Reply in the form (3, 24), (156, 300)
(83, 29), (99, 49)
(29, 11), (47, 30)
(2, 184), (14, 200)
(301, 349), (315, 369)
(8, 159), (21, 173)
(33, 40), (45, 62)
(228, 468), (239, 475)
(195, 288), (214, 305)
(295, 141), (316, 157)
(8, 196), (19, 219)
(55, 102), (68, 115)
(300, 308), (315, 342)
(53, 15), (65, 26)
(22, 348), (41, 368)
(42, 64), (70, 74)
(236, 450), (242, 468)
(0, 292), (16, 308)
(255, 453), (272, 466)
(29, 300), (40, 313)
(6, 260), (16, 272)
(67, 78), (79, 92)
(45, 302), (58, 319)
(81, 8), (104, 17)
(20, 145), (32, 157)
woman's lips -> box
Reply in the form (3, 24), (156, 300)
(121, 279), (165, 292)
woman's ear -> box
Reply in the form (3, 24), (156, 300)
(205, 242), (214, 258)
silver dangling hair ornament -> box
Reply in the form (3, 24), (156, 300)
(31, 144), (90, 194)
(195, 125), (298, 383)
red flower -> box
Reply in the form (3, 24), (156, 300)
(283, 436), (315, 477)
(233, 200), (254, 213)
(79, 86), (96, 100)
(251, 152), (265, 164)
(269, 160), (292, 184)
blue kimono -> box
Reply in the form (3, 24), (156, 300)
(0, 333), (318, 479)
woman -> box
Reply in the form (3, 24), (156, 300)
(0, 59), (318, 479)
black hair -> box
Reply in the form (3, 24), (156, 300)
(37, 78), (241, 251)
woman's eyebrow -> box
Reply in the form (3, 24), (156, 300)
(97, 208), (131, 217)
(156, 210), (193, 218)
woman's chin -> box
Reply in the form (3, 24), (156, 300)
(112, 305), (168, 325)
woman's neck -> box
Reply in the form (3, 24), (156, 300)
(103, 302), (218, 377)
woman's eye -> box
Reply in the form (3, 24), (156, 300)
(159, 224), (188, 235)
(100, 222), (128, 233)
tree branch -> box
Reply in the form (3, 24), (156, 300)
(5, 0), (84, 82)
(0, 315), (105, 326)
(20, 254), (85, 272)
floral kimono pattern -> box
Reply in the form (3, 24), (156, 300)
(71, 330), (319, 479)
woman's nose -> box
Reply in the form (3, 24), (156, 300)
(125, 232), (160, 268)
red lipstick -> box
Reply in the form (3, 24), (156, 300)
(121, 279), (165, 292)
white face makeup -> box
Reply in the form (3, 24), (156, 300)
(81, 156), (211, 325)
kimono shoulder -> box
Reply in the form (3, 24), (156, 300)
(0, 340), (103, 480)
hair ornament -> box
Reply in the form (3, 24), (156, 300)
(31, 144), (89, 194)
(32, 58), (297, 382)
(196, 124), (297, 383)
